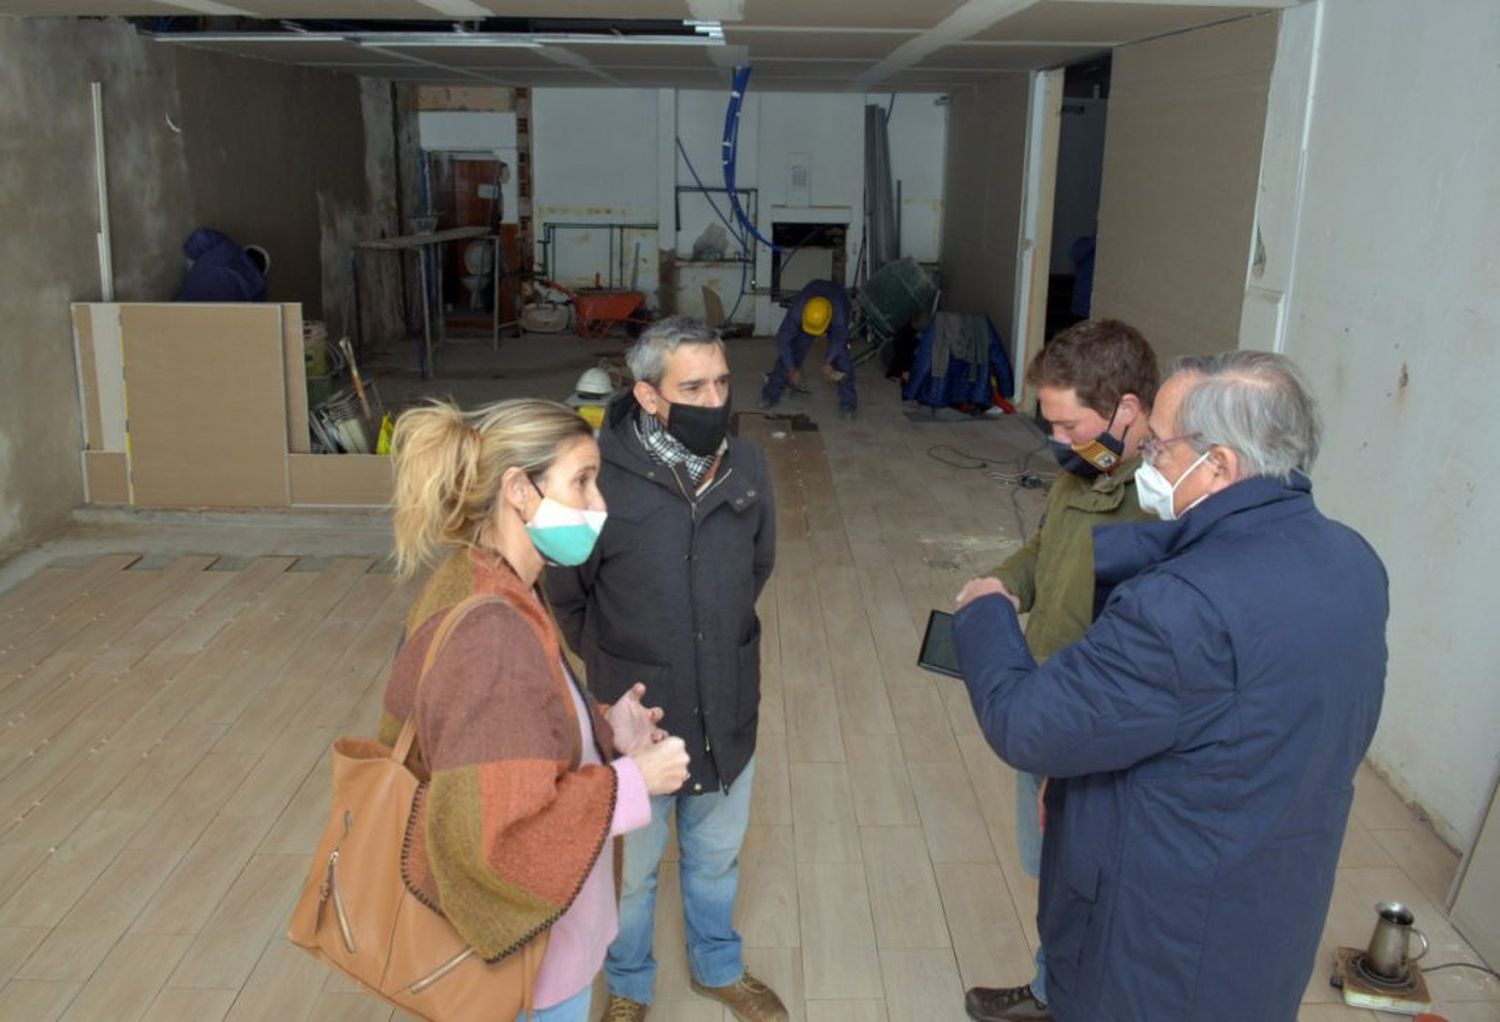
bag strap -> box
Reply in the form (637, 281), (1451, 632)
(392, 594), (505, 765)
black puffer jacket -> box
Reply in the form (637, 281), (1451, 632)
(547, 392), (775, 793)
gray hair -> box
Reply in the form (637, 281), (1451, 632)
(625, 316), (724, 385)
(1170, 350), (1322, 481)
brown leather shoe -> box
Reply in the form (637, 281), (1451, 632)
(965, 983), (1052, 1021)
(690, 971), (789, 1022)
(600, 993), (648, 1022)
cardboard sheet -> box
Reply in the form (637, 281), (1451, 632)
(120, 304), (289, 508)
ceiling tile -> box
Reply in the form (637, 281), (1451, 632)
(724, 27), (915, 60)
(971, 1), (1272, 44)
(915, 42), (1108, 70)
(367, 44), (566, 67)
(162, 38), (394, 64)
(551, 41), (719, 67)
(735, 0), (967, 31)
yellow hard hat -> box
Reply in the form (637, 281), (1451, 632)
(801, 296), (833, 336)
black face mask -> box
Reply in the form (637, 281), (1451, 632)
(660, 394), (732, 456)
(1048, 405), (1125, 479)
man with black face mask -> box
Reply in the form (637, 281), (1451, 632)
(955, 318), (1158, 1022)
(547, 317), (785, 1022)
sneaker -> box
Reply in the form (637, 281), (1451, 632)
(600, 994), (648, 1022)
(965, 983), (1052, 1021)
(755, 397), (778, 411)
(690, 971), (789, 1022)
(839, 407), (858, 421)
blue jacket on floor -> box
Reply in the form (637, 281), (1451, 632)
(955, 474), (1387, 1022)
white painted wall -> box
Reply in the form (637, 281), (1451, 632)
(416, 111), (519, 225)
(527, 86), (947, 324)
(531, 89), (661, 294)
(1250, 0), (1500, 849)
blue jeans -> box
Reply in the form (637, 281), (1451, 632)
(1016, 769), (1049, 1004)
(762, 335), (857, 411)
(525, 983), (590, 1022)
(605, 759), (756, 1005)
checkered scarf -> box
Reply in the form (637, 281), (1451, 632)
(636, 408), (723, 490)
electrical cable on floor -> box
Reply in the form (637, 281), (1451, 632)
(1418, 961), (1500, 981)
(924, 417), (1057, 542)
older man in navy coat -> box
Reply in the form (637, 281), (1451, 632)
(954, 351), (1387, 1022)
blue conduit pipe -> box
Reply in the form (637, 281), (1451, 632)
(675, 137), (751, 327)
(722, 67), (779, 252)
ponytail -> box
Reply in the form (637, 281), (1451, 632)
(391, 398), (592, 579)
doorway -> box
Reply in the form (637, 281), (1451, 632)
(1043, 54), (1111, 341)
(424, 151), (520, 329)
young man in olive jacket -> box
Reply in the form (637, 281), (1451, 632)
(966, 318), (1159, 1022)
(548, 317), (784, 1022)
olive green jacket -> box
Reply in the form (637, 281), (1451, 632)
(991, 457), (1149, 663)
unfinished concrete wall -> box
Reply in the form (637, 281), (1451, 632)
(939, 76), (1030, 355)
(1090, 13), (1278, 364)
(0, 18), (391, 558)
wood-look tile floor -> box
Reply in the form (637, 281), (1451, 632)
(0, 376), (1495, 1021)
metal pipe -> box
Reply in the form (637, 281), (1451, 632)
(91, 82), (114, 301)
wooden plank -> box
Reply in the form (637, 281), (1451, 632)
(0, 555), (141, 652)
(120, 304), (289, 508)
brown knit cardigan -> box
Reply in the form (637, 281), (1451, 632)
(377, 548), (619, 963)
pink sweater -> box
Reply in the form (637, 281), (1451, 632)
(533, 667), (652, 1008)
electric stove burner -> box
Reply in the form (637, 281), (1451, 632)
(1350, 951), (1419, 991)
(1331, 946), (1433, 1015)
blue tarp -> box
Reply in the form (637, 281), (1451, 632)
(902, 312), (1014, 410)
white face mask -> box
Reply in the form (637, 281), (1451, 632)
(1136, 450), (1212, 521)
(524, 493), (607, 566)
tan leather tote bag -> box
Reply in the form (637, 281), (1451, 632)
(287, 594), (548, 1020)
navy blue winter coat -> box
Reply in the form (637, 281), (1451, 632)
(547, 393), (776, 795)
(956, 474), (1387, 1022)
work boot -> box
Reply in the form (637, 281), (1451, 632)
(965, 983), (1052, 1021)
(690, 971), (789, 1022)
(599, 993), (648, 1022)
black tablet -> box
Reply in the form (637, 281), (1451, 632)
(918, 609), (962, 679)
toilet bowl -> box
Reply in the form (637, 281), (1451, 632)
(460, 239), (494, 310)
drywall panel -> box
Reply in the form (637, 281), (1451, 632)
(288, 453), (393, 507)
(1090, 12), (1278, 363)
(1264, 0), (1500, 850)
(72, 304), (103, 451)
(120, 304), (289, 508)
(83, 451), (128, 505)
(281, 303), (311, 455)
(88, 304), (127, 453)
(940, 76), (1031, 347)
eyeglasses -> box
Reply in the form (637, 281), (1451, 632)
(1140, 433), (1200, 465)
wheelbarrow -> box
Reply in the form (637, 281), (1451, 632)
(531, 279), (648, 339)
